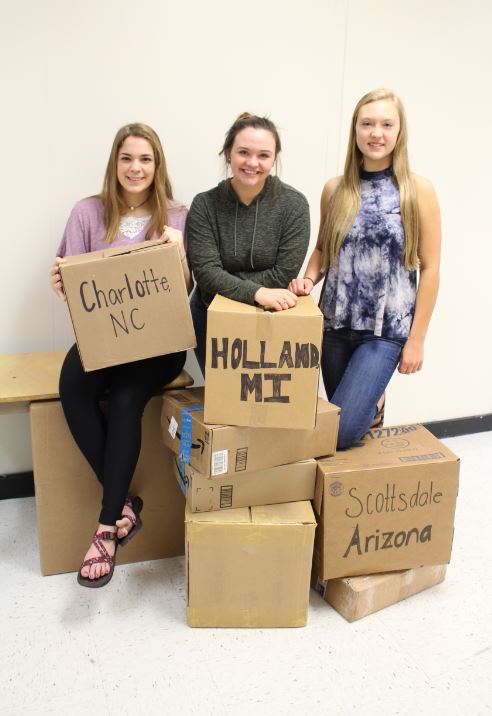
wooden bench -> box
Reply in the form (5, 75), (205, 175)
(1, 351), (193, 575)
(0, 350), (193, 409)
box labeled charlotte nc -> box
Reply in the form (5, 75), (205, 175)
(204, 295), (323, 429)
(313, 424), (459, 579)
(61, 239), (195, 371)
(172, 453), (317, 513)
(186, 501), (316, 628)
(161, 387), (339, 478)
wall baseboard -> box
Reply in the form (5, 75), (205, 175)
(0, 471), (35, 500)
(1, 414), (490, 500)
(423, 413), (492, 439)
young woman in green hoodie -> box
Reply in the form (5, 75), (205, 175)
(187, 113), (311, 375)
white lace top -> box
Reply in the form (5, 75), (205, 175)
(119, 215), (151, 239)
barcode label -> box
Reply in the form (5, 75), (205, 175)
(399, 452), (444, 462)
(168, 416), (178, 439)
(212, 449), (228, 476)
(220, 485), (233, 509)
(235, 448), (248, 472)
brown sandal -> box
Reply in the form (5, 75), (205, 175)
(77, 531), (117, 588)
(370, 393), (386, 429)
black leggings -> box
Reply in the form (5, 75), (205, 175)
(59, 344), (186, 525)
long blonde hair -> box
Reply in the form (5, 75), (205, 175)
(100, 123), (174, 244)
(320, 89), (419, 272)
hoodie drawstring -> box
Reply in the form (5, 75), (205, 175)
(234, 199), (259, 270)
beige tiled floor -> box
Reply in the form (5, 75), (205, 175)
(1, 431), (490, 715)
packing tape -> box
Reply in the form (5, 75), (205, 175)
(179, 405), (203, 475)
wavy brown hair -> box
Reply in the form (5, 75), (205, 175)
(100, 123), (174, 244)
(320, 89), (419, 272)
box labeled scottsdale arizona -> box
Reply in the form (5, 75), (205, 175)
(204, 295), (323, 428)
(313, 425), (459, 580)
(61, 239), (195, 371)
(161, 387), (339, 478)
(172, 454), (317, 512)
(186, 501), (316, 627)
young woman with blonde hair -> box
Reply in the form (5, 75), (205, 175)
(49, 123), (191, 587)
(290, 89), (441, 449)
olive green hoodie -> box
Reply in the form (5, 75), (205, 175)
(187, 177), (310, 306)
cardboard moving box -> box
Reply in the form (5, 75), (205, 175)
(30, 397), (185, 575)
(204, 295), (323, 428)
(162, 387), (339, 478)
(313, 564), (447, 622)
(314, 425), (459, 580)
(61, 239), (195, 370)
(185, 501), (316, 627)
(173, 455), (317, 512)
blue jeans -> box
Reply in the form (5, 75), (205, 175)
(190, 288), (207, 377)
(321, 328), (405, 450)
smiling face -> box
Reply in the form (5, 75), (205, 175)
(355, 99), (401, 171)
(116, 136), (156, 204)
(228, 127), (276, 201)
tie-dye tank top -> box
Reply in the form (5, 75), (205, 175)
(320, 167), (417, 339)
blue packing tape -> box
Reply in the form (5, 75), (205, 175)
(179, 405), (203, 477)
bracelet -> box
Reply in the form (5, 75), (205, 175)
(180, 253), (187, 262)
(303, 276), (315, 285)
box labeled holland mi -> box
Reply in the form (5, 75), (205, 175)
(313, 424), (460, 580)
(186, 501), (316, 628)
(60, 239), (196, 371)
(172, 452), (317, 512)
(161, 387), (339, 478)
(204, 295), (323, 428)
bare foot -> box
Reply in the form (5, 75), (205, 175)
(116, 500), (136, 541)
(80, 524), (117, 580)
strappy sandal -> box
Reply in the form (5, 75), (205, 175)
(77, 531), (117, 588)
(370, 393), (386, 429)
(117, 496), (144, 546)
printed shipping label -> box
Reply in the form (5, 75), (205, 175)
(168, 416), (178, 439)
(212, 449), (228, 476)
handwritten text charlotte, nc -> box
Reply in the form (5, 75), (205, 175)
(78, 268), (170, 337)
(210, 338), (319, 403)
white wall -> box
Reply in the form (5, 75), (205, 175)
(1, 0), (491, 473)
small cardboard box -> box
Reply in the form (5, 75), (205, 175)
(314, 425), (459, 580)
(61, 239), (195, 371)
(312, 564), (447, 621)
(185, 501), (316, 627)
(30, 397), (185, 575)
(161, 387), (339, 478)
(173, 455), (316, 512)
(204, 295), (323, 428)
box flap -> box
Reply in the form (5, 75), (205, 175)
(185, 504), (251, 524)
(317, 424), (459, 475)
(251, 501), (315, 525)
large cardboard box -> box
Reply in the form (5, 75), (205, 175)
(173, 455), (316, 512)
(312, 564), (447, 622)
(30, 397), (185, 575)
(185, 501), (316, 627)
(162, 387), (339, 477)
(204, 295), (323, 428)
(314, 425), (459, 580)
(60, 239), (195, 371)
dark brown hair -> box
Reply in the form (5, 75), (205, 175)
(220, 112), (282, 161)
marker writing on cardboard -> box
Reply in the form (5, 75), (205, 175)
(343, 523), (433, 558)
(210, 338), (319, 404)
(344, 481), (443, 518)
(78, 269), (170, 338)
